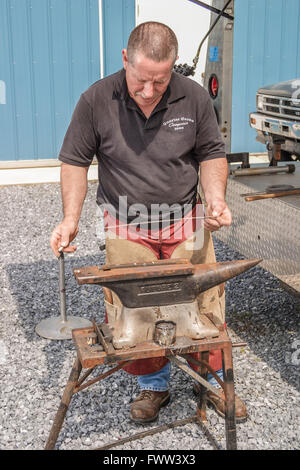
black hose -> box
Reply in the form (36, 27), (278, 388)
(174, 0), (233, 77)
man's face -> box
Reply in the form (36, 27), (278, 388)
(122, 49), (174, 109)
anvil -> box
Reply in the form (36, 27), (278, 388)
(74, 258), (261, 308)
(74, 258), (261, 348)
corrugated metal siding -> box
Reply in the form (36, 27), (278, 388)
(102, 0), (135, 77)
(232, 0), (300, 153)
(0, 0), (100, 161)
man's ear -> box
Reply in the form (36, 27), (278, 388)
(122, 49), (128, 70)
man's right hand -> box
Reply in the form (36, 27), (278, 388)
(50, 218), (79, 258)
(50, 163), (89, 257)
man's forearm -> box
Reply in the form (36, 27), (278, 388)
(61, 163), (89, 225)
(199, 157), (229, 204)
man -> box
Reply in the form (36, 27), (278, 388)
(50, 22), (247, 424)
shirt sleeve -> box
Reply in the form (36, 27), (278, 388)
(59, 94), (99, 167)
(193, 93), (226, 162)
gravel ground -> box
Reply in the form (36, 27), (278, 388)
(0, 182), (299, 451)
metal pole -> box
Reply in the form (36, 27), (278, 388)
(93, 416), (197, 451)
(35, 252), (92, 340)
(59, 252), (67, 323)
(168, 355), (224, 398)
(232, 164), (295, 177)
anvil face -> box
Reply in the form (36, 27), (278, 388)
(109, 275), (195, 308)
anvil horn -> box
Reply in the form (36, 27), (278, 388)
(192, 258), (262, 294)
(74, 258), (262, 309)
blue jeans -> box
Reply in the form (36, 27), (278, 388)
(138, 362), (223, 391)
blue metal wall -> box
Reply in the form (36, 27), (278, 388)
(0, 0), (136, 161)
(6, 0), (298, 159)
(0, 0), (101, 161)
(232, 0), (300, 153)
(102, 0), (135, 77)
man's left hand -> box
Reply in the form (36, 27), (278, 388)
(204, 200), (232, 232)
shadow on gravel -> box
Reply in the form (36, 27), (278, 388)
(5, 253), (106, 387)
(213, 238), (300, 393)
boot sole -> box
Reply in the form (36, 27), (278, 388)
(130, 393), (171, 424)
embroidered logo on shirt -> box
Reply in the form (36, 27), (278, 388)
(163, 117), (195, 131)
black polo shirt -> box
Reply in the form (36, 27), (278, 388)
(59, 69), (225, 218)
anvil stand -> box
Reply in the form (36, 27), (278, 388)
(44, 319), (237, 450)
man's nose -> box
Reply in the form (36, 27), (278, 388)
(143, 82), (154, 98)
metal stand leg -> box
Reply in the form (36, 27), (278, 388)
(45, 357), (82, 450)
(222, 343), (237, 450)
(197, 351), (209, 422)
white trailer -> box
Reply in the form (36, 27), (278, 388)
(201, 0), (300, 297)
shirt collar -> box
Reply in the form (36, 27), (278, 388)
(167, 72), (186, 104)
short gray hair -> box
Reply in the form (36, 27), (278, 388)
(127, 22), (178, 65)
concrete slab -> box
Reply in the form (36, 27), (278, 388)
(0, 154), (269, 187)
(0, 163), (98, 186)
(249, 153), (269, 163)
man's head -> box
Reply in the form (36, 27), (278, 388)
(126, 21), (178, 66)
(122, 22), (179, 109)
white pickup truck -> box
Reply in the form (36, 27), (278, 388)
(249, 79), (300, 163)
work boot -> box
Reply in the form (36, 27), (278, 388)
(130, 390), (170, 423)
(193, 383), (248, 423)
